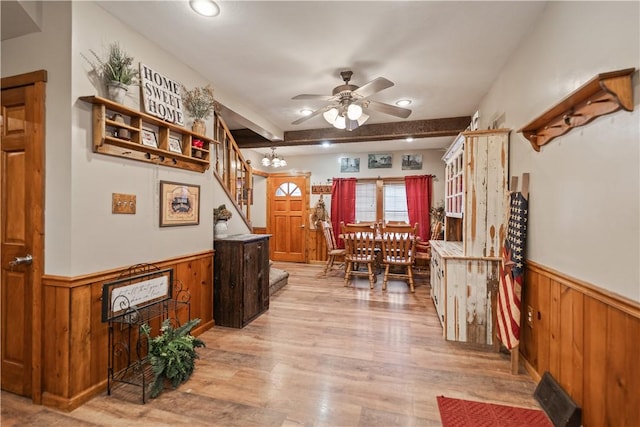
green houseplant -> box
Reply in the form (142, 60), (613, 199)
(141, 318), (205, 398)
(87, 42), (139, 103)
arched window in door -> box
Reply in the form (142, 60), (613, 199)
(275, 182), (301, 197)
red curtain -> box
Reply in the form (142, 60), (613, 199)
(405, 175), (432, 242)
(330, 178), (356, 248)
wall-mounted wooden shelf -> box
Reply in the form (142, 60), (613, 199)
(80, 96), (216, 173)
(518, 68), (635, 152)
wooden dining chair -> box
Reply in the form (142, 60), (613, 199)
(320, 220), (345, 276)
(379, 230), (417, 292)
(343, 230), (377, 289)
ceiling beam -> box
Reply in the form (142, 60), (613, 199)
(232, 116), (471, 149)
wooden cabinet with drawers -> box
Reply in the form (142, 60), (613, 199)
(214, 234), (270, 328)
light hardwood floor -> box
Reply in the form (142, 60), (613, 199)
(1, 262), (542, 426)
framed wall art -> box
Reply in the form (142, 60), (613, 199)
(340, 157), (360, 173)
(401, 154), (423, 170)
(159, 181), (200, 227)
(368, 153), (392, 169)
(141, 128), (158, 148)
(168, 135), (182, 154)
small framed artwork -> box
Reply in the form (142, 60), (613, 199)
(141, 128), (158, 148)
(340, 157), (360, 173)
(368, 153), (392, 169)
(168, 135), (182, 154)
(159, 181), (200, 227)
(402, 154), (423, 170)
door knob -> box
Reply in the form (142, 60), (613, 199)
(9, 254), (33, 269)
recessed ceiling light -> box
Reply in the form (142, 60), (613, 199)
(396, 99), (412, 107)
(321, 141), (331, 148)
(190, 0), (220, 17)
(300, 109), (313, 116)
(406, 137), (414, 142)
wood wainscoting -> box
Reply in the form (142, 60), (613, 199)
(39, 251), (214, 411)
(521, 261), (640, 427)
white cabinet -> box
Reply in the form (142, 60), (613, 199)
(431, 129), (509, 345)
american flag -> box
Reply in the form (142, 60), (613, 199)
(497, 191), (528, 349)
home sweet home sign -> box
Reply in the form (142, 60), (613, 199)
(140, 63), (185, 126)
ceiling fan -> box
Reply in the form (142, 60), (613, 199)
(291, 70), (412, 131)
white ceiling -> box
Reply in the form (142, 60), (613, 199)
(3, 1), (548, 156)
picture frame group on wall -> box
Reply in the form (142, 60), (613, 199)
(368, 153), (392, 169)
(340, 157), (360, 173)
(159, 180), (200, 227)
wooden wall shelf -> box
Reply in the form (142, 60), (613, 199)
(80, 96), (216, 172)
(518, 68), (635, 151)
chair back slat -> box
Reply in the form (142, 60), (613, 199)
(320, 220), (337, 251)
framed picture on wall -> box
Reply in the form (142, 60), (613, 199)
(368, 153), (392, 169)
(168, 135), (182, 154)
(141, 128), (158, 148)
(340, 157), (360, 173)
(402, 154), (423, 170)
(159, 181), (200, 227)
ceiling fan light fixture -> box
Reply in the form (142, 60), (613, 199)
(333, 115), (346, 129)
(323, 108), (339, 124)
(357, 113), (369, 126)
(347, 103), (363, 120)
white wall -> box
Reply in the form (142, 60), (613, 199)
(243, 147), (447, 228)
(479, 2), (640, 301)
(2, 2), (248, 276)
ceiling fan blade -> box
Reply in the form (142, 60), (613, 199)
(292, 94), (334, 101)
(364, 99), (412, 119)
(291, 105), (334, 125)
(351, 77), (394, 99)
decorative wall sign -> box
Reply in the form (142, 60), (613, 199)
(159, 181), (200, 227)
(311, 185), (332, 194)
(340, 157), (360, 173)
(368, 153), (392, 169)
(140, 63), (185, 126)
(401, 154), (423, 170)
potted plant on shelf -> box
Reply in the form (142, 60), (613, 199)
(213, 204), (232, 238)
(181, 84), (215, 135)
(141, 318), (205, 399)
(87, 42), (139, 104)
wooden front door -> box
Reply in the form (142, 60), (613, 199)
(1, 71), (46, 400)
(268, 174), (309, 262)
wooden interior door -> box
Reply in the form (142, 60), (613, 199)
(268, 174), (309, 262)
(1, 71), (46, 400)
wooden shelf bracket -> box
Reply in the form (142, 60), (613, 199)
(518, 68), (635, 151)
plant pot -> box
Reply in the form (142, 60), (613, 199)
(214, 220), (228, 238)
(107, 81), (128, 104)
(192, 119), (206, 135)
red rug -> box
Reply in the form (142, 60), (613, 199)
(437, 396), (553, 427)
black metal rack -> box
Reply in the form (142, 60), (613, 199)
(101, 264), (191, 403)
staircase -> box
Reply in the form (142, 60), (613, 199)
(211, 112), (253, 228)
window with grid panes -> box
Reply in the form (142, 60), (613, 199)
(355, 182), (376, 222)
(354, 180), (409, 223)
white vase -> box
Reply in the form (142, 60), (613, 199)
(107, 81), (128, 104)
(214, 220), (228, 238)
